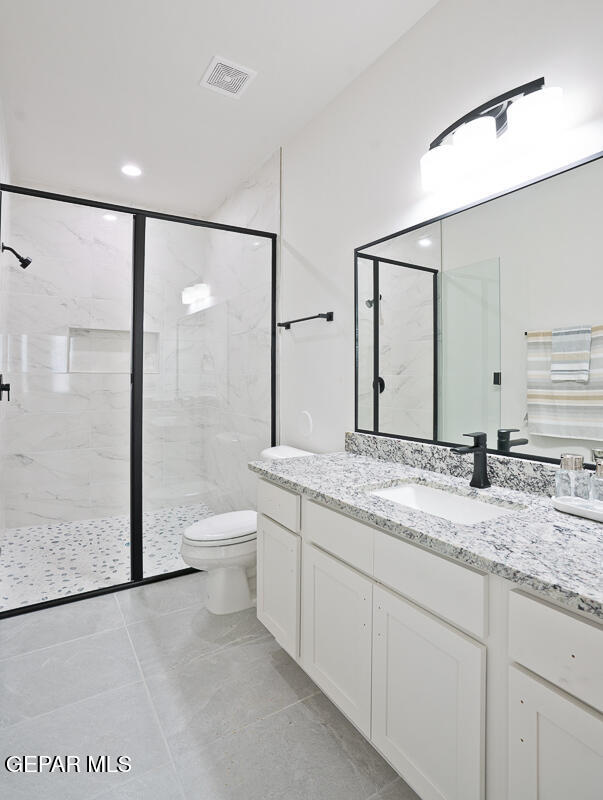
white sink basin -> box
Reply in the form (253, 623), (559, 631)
(370, 483), (515, 525)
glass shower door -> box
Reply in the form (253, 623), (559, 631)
(142, 218), (273, 578)
(0, 192), (133, 611)
(438, 258), (501, 444)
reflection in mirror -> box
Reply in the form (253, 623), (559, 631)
(355, 153), (603, 463)
(355, 255), (437, 440)
(356, 257), (374, 431)
(439, 258), (501, 444)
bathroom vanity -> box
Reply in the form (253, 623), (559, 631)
(250, 449), (603, 800)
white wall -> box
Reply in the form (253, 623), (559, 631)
(280, 0), (603, 452)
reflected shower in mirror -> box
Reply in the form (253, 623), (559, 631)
(355, 152), (603, 463)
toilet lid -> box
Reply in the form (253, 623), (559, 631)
(183, 510), (257, 543)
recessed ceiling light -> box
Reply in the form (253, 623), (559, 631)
(121, 163), (142, 177)
(418, 237), (432, 248)
(103, 213), (117, 222)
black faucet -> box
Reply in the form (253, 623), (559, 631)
(451, 432), (491, 489)
(497, 428), (528, 453)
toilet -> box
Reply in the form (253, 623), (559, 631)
(180, 445), (313, 614)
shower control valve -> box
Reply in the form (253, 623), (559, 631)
(0, 374), (10, 402)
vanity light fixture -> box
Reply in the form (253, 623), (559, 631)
(420, 78), (564, 191)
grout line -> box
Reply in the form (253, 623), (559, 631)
(1, 677), (144, 731)
(0, 617), (127, 663)
(118, 599), (187, 800)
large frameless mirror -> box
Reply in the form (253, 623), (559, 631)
(355, 152), (603, 464)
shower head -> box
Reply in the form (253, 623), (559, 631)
(1, 242), (31, 269)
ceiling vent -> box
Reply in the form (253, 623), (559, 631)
(200, 56), (257, 98)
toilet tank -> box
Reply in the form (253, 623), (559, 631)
(260, 445), (314, 461)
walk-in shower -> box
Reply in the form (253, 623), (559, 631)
(0, 184), (276, 616)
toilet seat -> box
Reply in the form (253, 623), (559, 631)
(183, 510), (257, 548)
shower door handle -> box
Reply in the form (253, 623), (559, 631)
(0, 374), (10, 401)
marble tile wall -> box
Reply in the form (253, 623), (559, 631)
(0, 194), (133, 528)
(0, 189), (11, 534)
(142, 152), (279, 522)
(357, 261), (435, 439)
(378, 265), (434, 439)
(0, 151), (279, 531)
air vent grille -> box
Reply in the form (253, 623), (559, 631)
(201, 56), (257, 98)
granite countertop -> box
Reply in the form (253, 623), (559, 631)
(249, 452), (603, 621)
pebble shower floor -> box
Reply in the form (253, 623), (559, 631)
(0, 503), (212, 611)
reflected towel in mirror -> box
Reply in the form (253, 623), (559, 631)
(527, 326), (603, 440)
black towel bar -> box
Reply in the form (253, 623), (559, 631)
(277, 312), (334, 330)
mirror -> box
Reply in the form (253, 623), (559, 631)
(355, 153), (603, 463)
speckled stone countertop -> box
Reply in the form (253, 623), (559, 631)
(249, 452), (603, 621)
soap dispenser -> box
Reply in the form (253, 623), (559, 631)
(555, 454), (590, 499)
(590, 459), (603, 502)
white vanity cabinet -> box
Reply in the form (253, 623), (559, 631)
(507, 591), (603, 799)
(372, 585), (485, 800)
(301, 542), (373, 735)
(508, 666), (603, 800)
(256, 513), (300, 658)
(255, 478), (603, 800)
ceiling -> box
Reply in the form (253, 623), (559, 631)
(0, 0), (438, 219)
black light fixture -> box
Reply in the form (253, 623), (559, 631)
(421, 78), (564, 191)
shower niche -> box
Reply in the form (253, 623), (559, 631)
(68, 328), (160, 373)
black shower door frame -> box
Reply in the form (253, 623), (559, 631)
(354, 253), (439, 441)
(0, 183), (277, 619)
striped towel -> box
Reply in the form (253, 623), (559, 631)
(551, 325), (592, 382)
(527, 326), (603, 440)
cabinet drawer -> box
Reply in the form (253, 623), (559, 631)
(509, 591), (603, 712)
(303, 500), (374, 574)
(374, 531), (487, 638)
(257, 479), (301, 532)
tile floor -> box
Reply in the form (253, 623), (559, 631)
(0, 572), (420, 800)
(0, 504), (212, 611)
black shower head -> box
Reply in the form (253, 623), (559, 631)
(1, 242), (31, 269)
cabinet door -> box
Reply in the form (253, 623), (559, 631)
(256, 514), (300, 658)
(372, 585), (485, 800)
(508, 666), (603, 800)
(301, 543), (372, 736)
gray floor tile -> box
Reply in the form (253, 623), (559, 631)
(148, 636), (317, 754)
(176, 692), (398, 800)
(368, 777), (421, 800)
(127, 604), (266, 678)
(0, 682), (171, 800)
(90, 763), (184, 800)
(0, 628), (140, 728)
(0, 594), (123, 658)
(117, 573), (205, 624)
